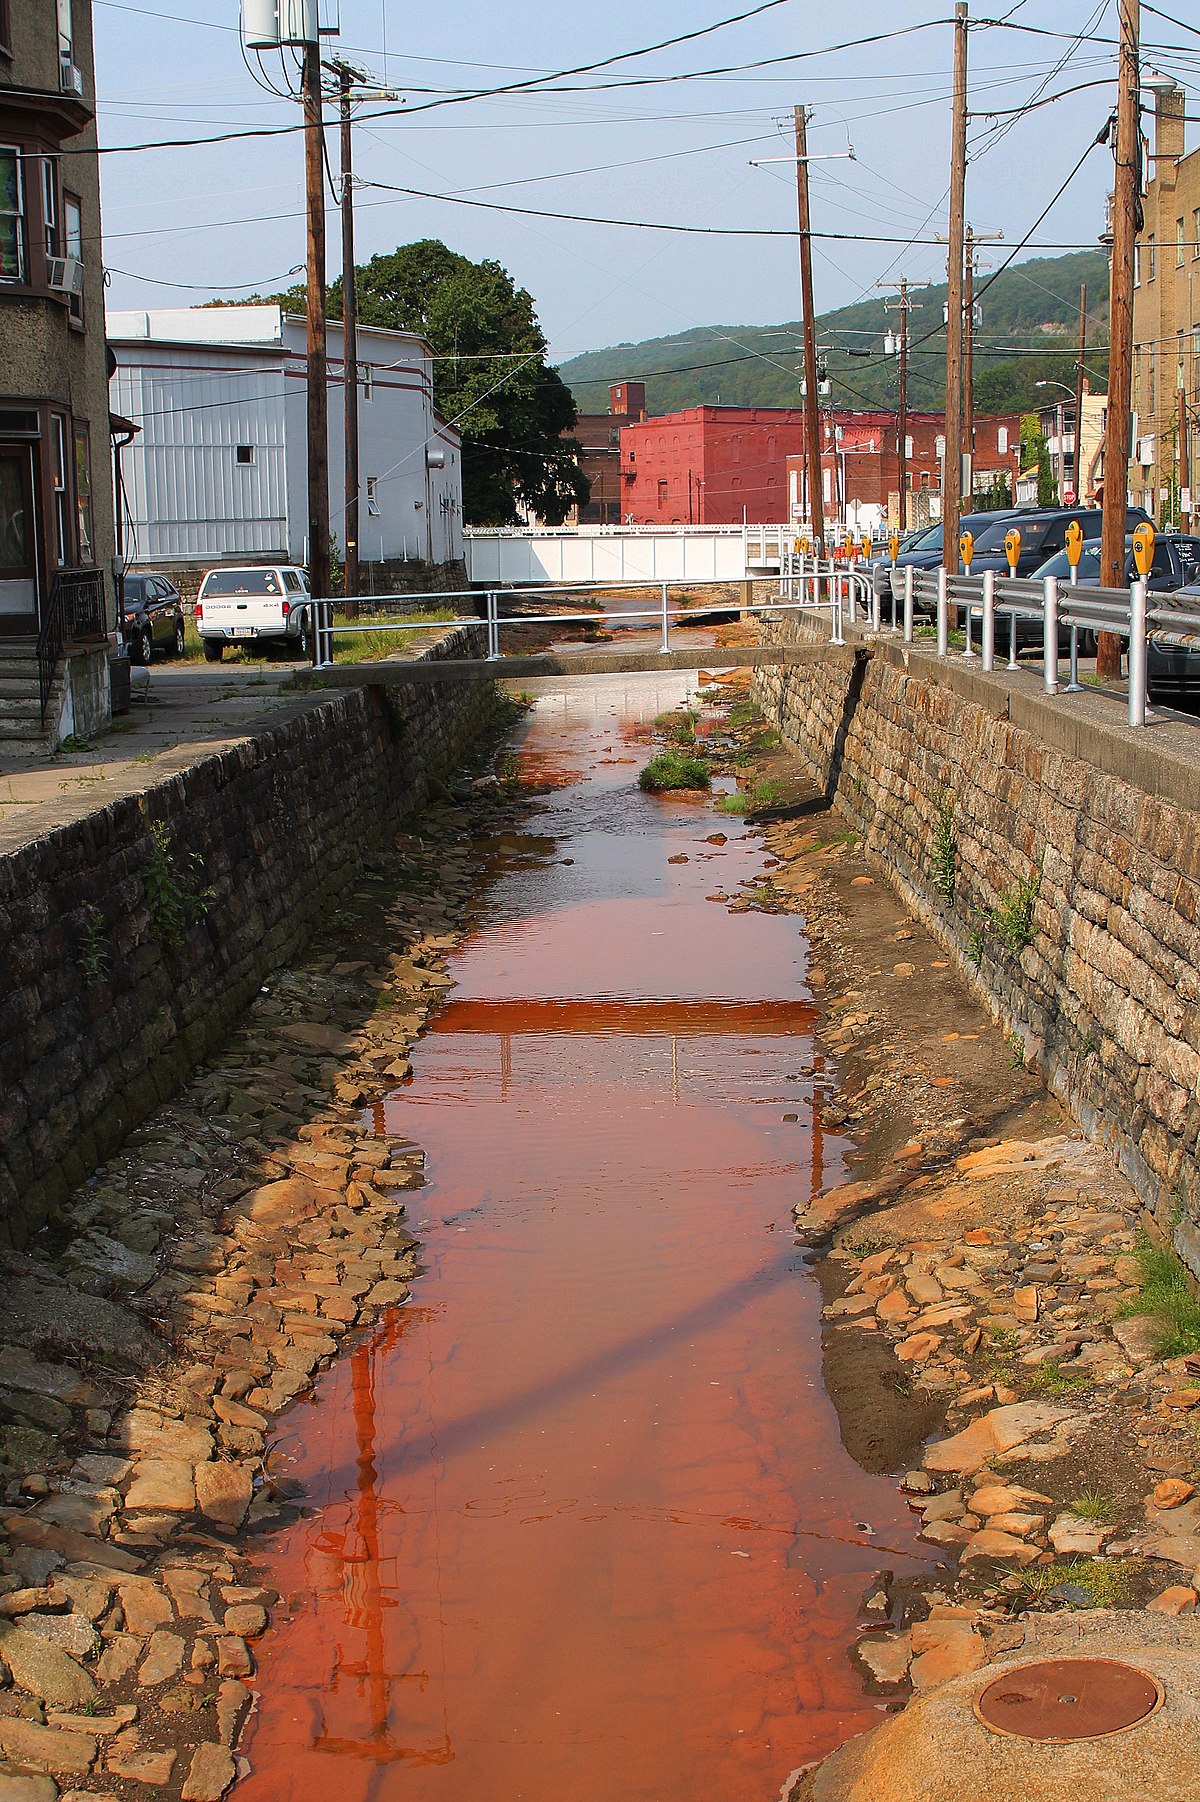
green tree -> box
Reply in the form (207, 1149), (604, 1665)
(265, 241), (587, 526)
(1020, 414), (1056, 504)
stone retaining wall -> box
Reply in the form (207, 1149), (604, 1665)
(755, 609), (1200, 1277)
(0, 630), (499, 1248)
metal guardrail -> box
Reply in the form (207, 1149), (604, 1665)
(789, 556), (1200, 728)
(298, 574), (858, 671)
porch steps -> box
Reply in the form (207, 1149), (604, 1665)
(0, 645), (55, 745)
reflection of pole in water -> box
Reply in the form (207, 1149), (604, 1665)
(671, 1034), (679, 1105)
(811, 1051), (825, 1198)
(500, 1030), (512, 1103)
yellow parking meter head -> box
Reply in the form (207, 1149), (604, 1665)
(887, 530), (899, 561)
(1132, 520), (1155, 578)
(959, 529), (974, 569)
(1064, 519), (1084, 568)
(1004, 526), (1022, 573)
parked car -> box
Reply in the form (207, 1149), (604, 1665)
(994, 530), (1200, 656)
(867, 525), (935, 604)
(966, 504), (1151, 579)
(195, 565), (311, 661)
(120, 573), (186, 664)
(887, 508), (1024, 614)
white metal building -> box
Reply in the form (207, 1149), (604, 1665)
(106, 305), (463, 571)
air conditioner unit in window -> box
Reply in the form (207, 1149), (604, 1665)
(1137, 435), (1155, 467)
(59, 54), (84, 96)
(47, 255), (85, 297)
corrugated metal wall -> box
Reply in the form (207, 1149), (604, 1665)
(111, 350), (289, 562)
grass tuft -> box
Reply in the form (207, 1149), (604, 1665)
(638, 751), (711, 793)
(1067, 1488), (1112, 1522)
(1014, 1557), (1138, 1609)
(715, 776), (788, 816)
(1120, 1231), (1200, 1357)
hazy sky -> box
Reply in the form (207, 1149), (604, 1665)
(93, 2), (1198, 363)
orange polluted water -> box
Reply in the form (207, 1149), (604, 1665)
(236, 676), (930, 1802)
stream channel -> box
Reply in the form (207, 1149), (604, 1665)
(235, 667), (932, 1801)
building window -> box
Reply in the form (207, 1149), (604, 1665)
(51, 414), (70, 565)
(904, 434), (913, 458)
(74, 422), (93, 563)
(1134, 346), (1142, 411)
(1178, 218), (1186, 266)
(366, 476), (379, 516)
(236, 444), (254, 465)
(63, 191), (82, 323)
(935, 434), (945, 459)
(1148, 233), (1156, 280)
(1148, 347), (1156, 414)
(0, 147), (25, 282)
(1178, 334), (1186, 397)
(41, 158), (59, 260)
(657, 481), (668, 505)
(1134, 243), (1140, 287)
(1194, 208), (1200, 260)
(997, 426), (1008, 453)
(57, 0), (73, 58)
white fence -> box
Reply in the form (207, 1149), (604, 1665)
(463, 525), (792, 586)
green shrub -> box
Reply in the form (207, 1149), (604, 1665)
(638, 752), (711, 793)
(933, 797), (956, 903)
(1122, 1231), (1200, 1356)
(990, 861), (1042, 953)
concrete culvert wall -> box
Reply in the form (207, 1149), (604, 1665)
(755, 608), (1200, 1278)
(0, 628), (501, 1249)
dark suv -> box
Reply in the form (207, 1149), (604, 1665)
(966, 505), (1150, 578)
(120, 573), (186, 664)
(886, 508), (1023, 613)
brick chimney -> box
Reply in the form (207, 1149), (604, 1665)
(610, 381), (646, 421)
(1153, 81), (1185, 171)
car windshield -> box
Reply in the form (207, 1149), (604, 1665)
(908, 525), (943, 552)
(203, 570), (281, 595)
(1036, 545), (1103, 581)
(972, 518), (1027, 552)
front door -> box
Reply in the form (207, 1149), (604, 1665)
(0, 443), (39, 636)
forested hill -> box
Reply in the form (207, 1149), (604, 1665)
(558, 249), (1109, 419)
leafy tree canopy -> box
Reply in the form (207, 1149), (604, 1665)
(263, 240), (585, 526)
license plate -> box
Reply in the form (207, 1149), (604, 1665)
(232, 628), (255, 639)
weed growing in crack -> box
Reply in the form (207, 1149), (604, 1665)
(1067, 1488), (1113, 1521)
(990, 861), (1042, 954)
(1118, 1230), (1200, 1357)
(932, 796), (956, 904)
(143, 820), (215, 948)
(78, 905), (109, 986)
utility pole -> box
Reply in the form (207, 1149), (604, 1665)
(1100, 0), (1140, 678)
(1180, 387), (1192, 532)
(337, 64), (360, 614)
(881, 279), (926, 531)
(794, 104), (825, 554)
(302, 42), (330, 633)
(1073, 282), (1087, 504)
(958, 227), (965, 508)
(942, 1), (969, 573)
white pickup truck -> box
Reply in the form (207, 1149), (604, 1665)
(195, 565), (312, 660)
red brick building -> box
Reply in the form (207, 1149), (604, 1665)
(620, 406), (809, 524)
(618, 403), (1021, 529)
(791, 410), (1020, 533)
(568, 381), (647, 524)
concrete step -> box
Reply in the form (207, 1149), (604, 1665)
(0, 643), (39, 661)
(0, 717), (49, 742)
(0, 679), (42, 698)
(0, 695), (44, 719)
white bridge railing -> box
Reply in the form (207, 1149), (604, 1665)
(463, 524), (793, 585)
(781, 552), (1200, 728)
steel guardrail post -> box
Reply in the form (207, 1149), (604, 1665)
(660, 580), (670, 654)
(981, 569), (995, 672)
(904, 567), (914, 644)
(1007, 596), (1019, 670)
(890, 558), (898, 631)
(1128, 577), (1148, 726)
(963, 584), (976, 661)
(1043, 575), (1059, 696)
(486, 589), (499, 661)
(937, 568), (949, 657)
(871, 578), (880, 632)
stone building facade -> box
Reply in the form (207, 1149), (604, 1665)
(1130, 82), (1200, 524)
(0, 0), (114, 729)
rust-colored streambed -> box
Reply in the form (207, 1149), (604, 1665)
(236, 674), (930, 1801)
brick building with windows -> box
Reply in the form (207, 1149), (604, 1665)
(1130, 81), (1200, 523)
(567, 380), (646, 524)
(620, 405), (808, 523)
(0, 0), (115, 742)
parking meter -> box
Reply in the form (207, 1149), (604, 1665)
(1004, 526), (1022, 578)
(887, 530), (899, 562)
(959, 529), (974, 574)
(1064, 519), (1084, 582)
(1132, 521), (1155, 578)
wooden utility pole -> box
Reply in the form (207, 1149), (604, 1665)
(964, 224), (975, 508)
(302, 44), (330, 633)
(1073, 282), (1087, 504)
(898, 279), (910, 531)
(1100, 0), (1140, 677)
(1181, 387), (1192, 532)
(794, 105), (825, 553)
(942, 2), (969, 572)
(338, 66), (360, 613)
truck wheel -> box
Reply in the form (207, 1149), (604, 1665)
(174, 619), (186, 657)
(295, 615), (310, 659)
(203, 640), (223, 662)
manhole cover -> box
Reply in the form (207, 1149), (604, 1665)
(975, 1659), (1163, 1743)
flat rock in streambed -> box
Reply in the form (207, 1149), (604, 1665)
(0, 1255), (164, 1375)
(0, 1620), (98, 1708)
(923, 1402), (1076, 1476)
